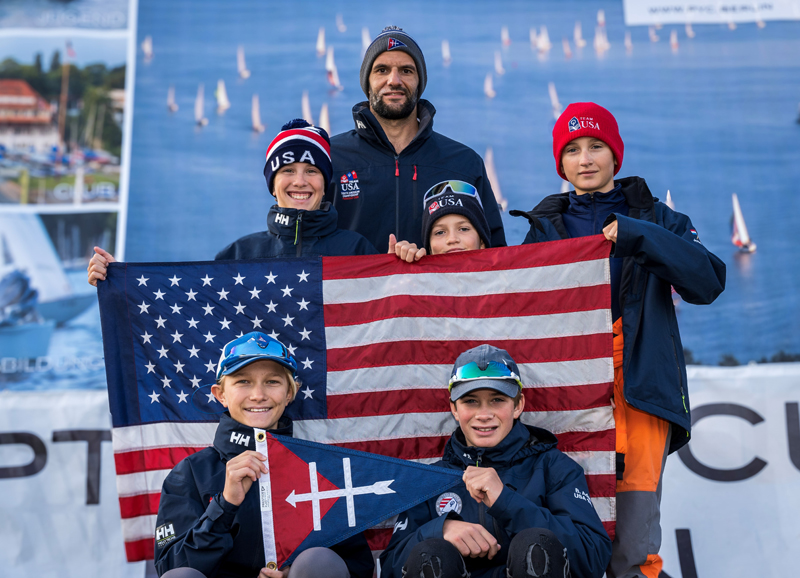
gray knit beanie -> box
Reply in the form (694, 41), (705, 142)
(360, 26), (427, 97)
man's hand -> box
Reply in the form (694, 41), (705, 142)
(602, 220), (618, 243)
(462, 466), (504, 507)
(87, 246), (116, 287)
(388, 233), (426, 263)
(222, 450), (267, 507)
(442, 519), (500, 559)
(259, 565), (289, 578)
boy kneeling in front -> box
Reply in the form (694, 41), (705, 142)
(379, 345), (611, 578)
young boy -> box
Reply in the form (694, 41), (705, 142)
(388, 180), (491, 261)
(510, 102), (726, 578)
(378, 345), (611, 578)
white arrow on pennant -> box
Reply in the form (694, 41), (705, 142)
(285, 457), (395, 530)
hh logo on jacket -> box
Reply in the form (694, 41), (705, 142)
(340, 171), (360, 200)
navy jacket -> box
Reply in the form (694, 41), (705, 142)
(154, 414), (375, 578)
(326, 100), (506, 253)
(378, 422), (611, 578)
(215, 202), (377, 260)
(510, 176), (726, 452)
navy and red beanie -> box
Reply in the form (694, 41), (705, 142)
(263, 119), (332, 194)
(552, 102), (624, 180)
(421, 181), (491, 252)
(360, 26), (427, 97)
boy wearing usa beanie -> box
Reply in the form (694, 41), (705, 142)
(510, 102), (726, 578)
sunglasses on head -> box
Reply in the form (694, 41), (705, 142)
(423, 180), (483, 211)
(448, 360), (522, 392)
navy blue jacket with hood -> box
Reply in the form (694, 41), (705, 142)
(215, 202), (377, 260)
(154, 413), (375, 578)
(378, 421), (611, 578)
(510, 176), (726, 453)
(325, 100), (506, 253)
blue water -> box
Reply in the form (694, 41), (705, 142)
(125, 0), (800, 365)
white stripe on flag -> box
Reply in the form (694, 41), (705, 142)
(521, 408), (614, 434)
(325, 310), (610, 348)
(591, 496), (615, 521)
(323, 259), (609, 304)
(563, 451), (616, 475)
(327, 359), (613, 395)
(121, 514), (158, 542)
(116, 469), (171, 497)
(112, 422), (217, 452)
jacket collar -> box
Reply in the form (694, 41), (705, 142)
(566, 182), (625, 214)
(351, 99), (436, 154)
(213, 412), (293, 461)
(266, 201), (339, 240)
(442, 420), (558, 469)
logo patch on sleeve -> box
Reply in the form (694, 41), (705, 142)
(435, 492), (462, 516)
(155, 522), (177, 548)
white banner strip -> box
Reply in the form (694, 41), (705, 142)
(255, 429), (278, 570)
(623, 0), (800, 25)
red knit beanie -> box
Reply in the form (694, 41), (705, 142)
(552, 102), (624, 180)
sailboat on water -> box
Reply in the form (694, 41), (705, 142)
(670, 30), (679, 52)
(301, 91), (314, 124)
(484, 147), (508, 211)
(442, 40), (452, 66)
(731, 193), (757, 253)
(215, 80), (230, 114)
(624, 31), (633, 54)
(238, 45), (251, 79)
(685, 23), (696, 38)
(494, 51), (505, 75)
(649, 26), (660, 43)
(326, 47), (343, 90)
(336, 14), (347, 33)
(529, 28), (538, 51)
(167, 85), (178, 112)
(319, 103), (331, 135)
(252, 94), (265, 133)
(562, 38), (573, 59)
(361, 27), (371, 57)
(316, 27), (326, 57)
(142, 35), (153, 62)
(548, 82), (562, 120)
(574, 21), (587, 48)
(501, 26), (511, 46)
(483, 73), (496, 99)
(597, 9), (606, 27)
(537, 26), (552, 53)
(665, 189), (675, 210)
(195, 84), (208, 126)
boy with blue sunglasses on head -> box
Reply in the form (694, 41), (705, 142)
(379, 344), (611, 578)
(389, 180), (492, 262)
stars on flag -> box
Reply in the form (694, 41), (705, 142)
(233, 273), (246, 285)
(170, 303), (183, 314)
(189, 375), (202, 388)
(161, 376), (172, 388)
(298, 271), (309, 282)
(203, 303), (215, 316)
(297, 298), (309, 311)
(149, 391), (160, 403)
(155, 316), (167, 329)
(217, 288), (229, 300)
(176, 390), (189, 403)
(219, 318), (232, 330)
(203, 331), (216, 343)
(302, 357), (313, 369)
(251, 316), (263, 329)
(169, 275), (181, 286)
(281, 285), (293, 297)
(201, 275), (213, 286)
(141, 331), (152, 344)
(282, 314), (294, 327)
(186, 289), (198, 301)
(205, 360), (216, 373)
(249, 287), (262, 299)
(187, 317), (199, 329)
(187, 345), (200, 358)
(138, 302), (150, 314)
(154, 289), (165, 300)
(266, 301), (277, 313)
(157, 345), (169, 358)
(137, 276), (149, 286)
(301, 386), (314, 399)
(265, 272), (277, 284)
(174, 360), (184, 373)
(234, 302), (247, 315)
(299, 328), (312, 340)
(170, 330), (183, 343)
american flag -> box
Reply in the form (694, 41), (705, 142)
(98, 236), (615, 562)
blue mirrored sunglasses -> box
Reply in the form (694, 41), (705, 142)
(448, 360), (522, 392)
(216, 333), (296, 380)
(423, 180), (483, 211)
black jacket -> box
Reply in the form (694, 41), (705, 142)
(326, 100), (507, 253)
(215, 202), (377, 260)
(154, 413), (375, 578)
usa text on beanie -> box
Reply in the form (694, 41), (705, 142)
(552, 102), (624, 180)
(263, 119), (332, 194)
(360, 26), (427, 98)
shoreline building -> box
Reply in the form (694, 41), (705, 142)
(0, 79), (59, 153)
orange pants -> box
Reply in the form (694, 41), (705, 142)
(608, 318), (671, 578)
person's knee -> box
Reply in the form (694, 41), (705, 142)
(507, 528), (570, 578)
(161, 569), (207, 578)
(403, 538), (468, 578)
(288, 547), (348, 578)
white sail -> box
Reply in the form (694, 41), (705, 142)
(728, 21), (737, 30)
(501, 26), (511, 46)
(215, 79), (230, 114)
(494, 51), (505, 75)
(649, 26), (660, 42)
(301, 91), (314, 124)
(316, 27), (326, 57)
(361, 27), (371, 57)
(562, 38), (572, 59)
(685, 23), (696, 38)
(537, 26), (552, 53)
(142, 35), (153, 61)
(442, 40), (452, 66)
(319, 103), (330, 135)
(237, 45), (250, 79)
(548, 82), (562, 119)
(756, 19), (766, 28)
(665, 190), (675, 210)
(597, 9), (606, 27)
(252, 94), (264, 133)
(195, 83), (208, 126)
(624, 31), (633, 53)
(670, 30), (679, 52)
(325, 47), (343, 90)
(574, 21), (587, 48)
(336, 14), (346, 33)
(529, 27), (538, 50)
(594, 26), (610, 54)
(732, 193), (756, 252)
(167, 85), (178, 112)
(483, 73), (496, 99)
(485, 147), (507, 211)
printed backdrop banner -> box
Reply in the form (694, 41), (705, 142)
(2, 365), (799, 577)
(623, 0), (800, 25)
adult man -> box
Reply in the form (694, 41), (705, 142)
(326, 26), (506, 253)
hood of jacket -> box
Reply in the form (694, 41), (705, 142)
(212, 412), (293, 462)
(266, 201), (340, 240)
(350, 99), (436, 155)
(441, 420), (558, 470)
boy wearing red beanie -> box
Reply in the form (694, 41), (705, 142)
(510, 102), (726, 578)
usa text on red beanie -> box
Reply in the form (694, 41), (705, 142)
(552, 102), (624, 180)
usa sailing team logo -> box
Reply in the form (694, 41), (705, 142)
(340, 171), (360, 200)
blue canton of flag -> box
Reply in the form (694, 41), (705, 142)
(99, 258), (326, 427)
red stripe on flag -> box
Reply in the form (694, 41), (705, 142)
(119, 492), (161, 518)
(334, 435), (450, 461)
(556, 429), (615, 452)
(327, 335), (611, 372)
(585, 474), (616, 498)
(114, 446), (206, 475)
(324, 286), (611, 327)
(125, 538), (154, 562)
(326, 383), (613, 419)
(323, 236), (611, 280)
(603, 521), (616, 540)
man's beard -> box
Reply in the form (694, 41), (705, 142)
(369, 86), (419, 120)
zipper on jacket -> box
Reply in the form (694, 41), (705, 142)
(394, 156), (400, 240)
(294, 212), (304, 257)
(413, 165), (417, 180)
(671, 334), (688, 413)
